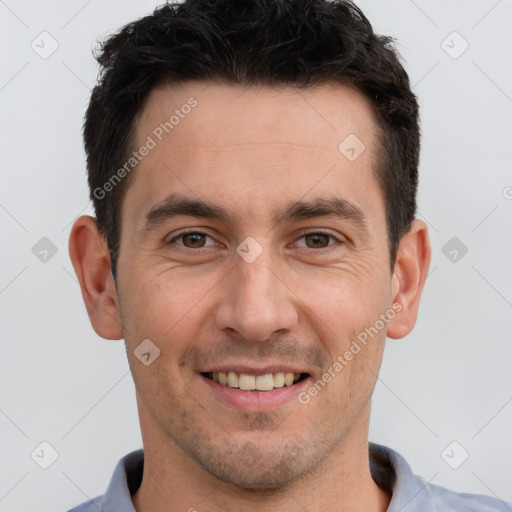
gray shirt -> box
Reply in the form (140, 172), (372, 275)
(68, 443), (511, 511)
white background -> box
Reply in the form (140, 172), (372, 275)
(1, 1), (511, 510)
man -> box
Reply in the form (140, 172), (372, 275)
(67, 0), (510, 510)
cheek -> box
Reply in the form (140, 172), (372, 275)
(119, 262), (220, 349)
(292, 263), (391, 397)
(292, 260), (391, 331)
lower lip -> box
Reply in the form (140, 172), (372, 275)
(200, 374), (311, 412)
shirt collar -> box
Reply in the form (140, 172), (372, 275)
(369, 442), (434, 511)
(102, 449), (143, 512)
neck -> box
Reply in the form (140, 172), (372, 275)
(132, 403), (390, 512)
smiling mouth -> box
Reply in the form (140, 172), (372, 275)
(202, 371), (310, 391)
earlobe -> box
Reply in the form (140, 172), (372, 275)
(68, 215), (123, 340)
(387, 220), (431, 339)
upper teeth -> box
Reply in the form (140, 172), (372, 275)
(211, 371), (301, 391)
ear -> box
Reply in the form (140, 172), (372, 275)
(387, 219), (431, 339)
(68, 215), (123, 340)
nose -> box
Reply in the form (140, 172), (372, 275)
(214, 253), (299, 342)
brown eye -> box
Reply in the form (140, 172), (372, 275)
(181, 233), (207, 248)
(304, 233), (331, 248)
(168, 232), (216, 249)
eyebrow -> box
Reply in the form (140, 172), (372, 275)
(140, 194), (237, 236)
(139, 193), (368, 236)
(277, 197), (368, 230)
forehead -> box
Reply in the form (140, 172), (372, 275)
(124, 80), (384, 232)
(136, 80), (378, 151)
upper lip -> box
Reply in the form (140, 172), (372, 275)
(200, 364), (309, 376)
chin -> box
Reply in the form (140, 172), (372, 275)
(191, 439), (329, 491)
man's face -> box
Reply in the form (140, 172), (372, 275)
(116, 82), (395, 489)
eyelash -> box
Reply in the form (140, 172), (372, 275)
(167, 229), (344, 250)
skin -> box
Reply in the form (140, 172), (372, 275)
(69, 81), (431, 512)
